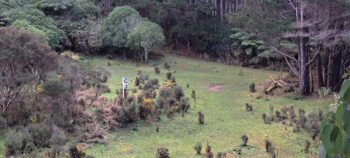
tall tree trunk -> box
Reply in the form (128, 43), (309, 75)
(317, 55), (324, 87)
(299, 36), (310, 95)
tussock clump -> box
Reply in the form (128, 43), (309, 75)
(154, 66), (161, 74)
(192, 90), (196, 103)
(265, 140), (276, 157)
(245, 103), (253, 112)
(180, 97), (190, 113)
(205, 144), (214, 158)
(186, 83), (190, 88)
(164, 62), (171, 70)
(166, 72), (172, 80)
(262, 113), (271, 124)
(241, 135), (249, 146)
(249, 82), (256, 93)
(156, 147), (170, 158)
(304, 140), (310, 153)
(194, 142), (202, 155)
(135, 77), (141, 86)
(198, 112), (204, 125)
(217, 152), (226, 158)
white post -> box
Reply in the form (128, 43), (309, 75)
(122, 77), (128, 98)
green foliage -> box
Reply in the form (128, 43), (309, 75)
(43, 73), (68, 97)
(37, 0), (74, 14)
(127, 20), (165, 62)
(27, 123), (52, 148)
(230, 28), (275, 66)
(100, 6), (143, 49)
(5, 128), (34, 156)
(2, 7), (67, 50)
(320, 80), (350, 157)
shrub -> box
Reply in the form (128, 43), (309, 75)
(245, 103), (253, 112)
(3, 8), (68, 50)
(27, 123), (52, 148)
(205, 144), (213, 158)
(180, 97), (190, 113)
(116, 101), (140, 127)
(194, 142), (202, 155)
(43, 73), (68, 97)
(100, 6), (143, 50)
(69, 144), (86, 158)
(198, 112), (204, 125)
(166, 72), (172, 80)
(192, 90), (196, 103)
(0, 115), (7, 129)
(156, 147), (170, 158)
(164, 62), (171, 70)
(144, 79), (159, 90)
(317, 87), (332, 97)
(49, 126), (67, 157)
(249, 82), (256, 93)
(262, 113), (271, 124)
(241, 135), (249, 146)
(173, 86), (184, 100)
(154, 66), (161, 74)
(5, 128), (34, 157)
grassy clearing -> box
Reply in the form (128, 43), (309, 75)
(82, 53), (331, 158)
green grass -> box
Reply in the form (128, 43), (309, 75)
(82, 53), (331, 158)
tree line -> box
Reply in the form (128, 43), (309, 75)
(1, 0), (350, 95)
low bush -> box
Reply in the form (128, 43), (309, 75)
(156, 147), (170, 158)
(5, 127), (34, 157)
(249, 82), (256, 93)
(194, 142), (202, 155)
(198, 112), (204, 125)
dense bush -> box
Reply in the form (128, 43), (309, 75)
(156, 147), (170, 158)
(2, 8), (68, 50)
(37, 0), (75, 15)
(27, 123), (52, 148)
(4, 128), (34, 157)
(100, 6), (143, 51)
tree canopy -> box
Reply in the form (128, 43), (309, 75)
(127, 20), (165, 62)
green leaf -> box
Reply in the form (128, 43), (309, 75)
(340, 80), (350, 103)
(322, 124), (334, 152)
(344, 134), (350, 156)
(330, 127), (343, 154)
(336, 103), (344, 129)
(344, 109), (350, 134)
(322, 124), (343, 154)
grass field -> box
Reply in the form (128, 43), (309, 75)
(80, 52), (331, 158)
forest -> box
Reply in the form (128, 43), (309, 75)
(0, 0), (350, 158)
